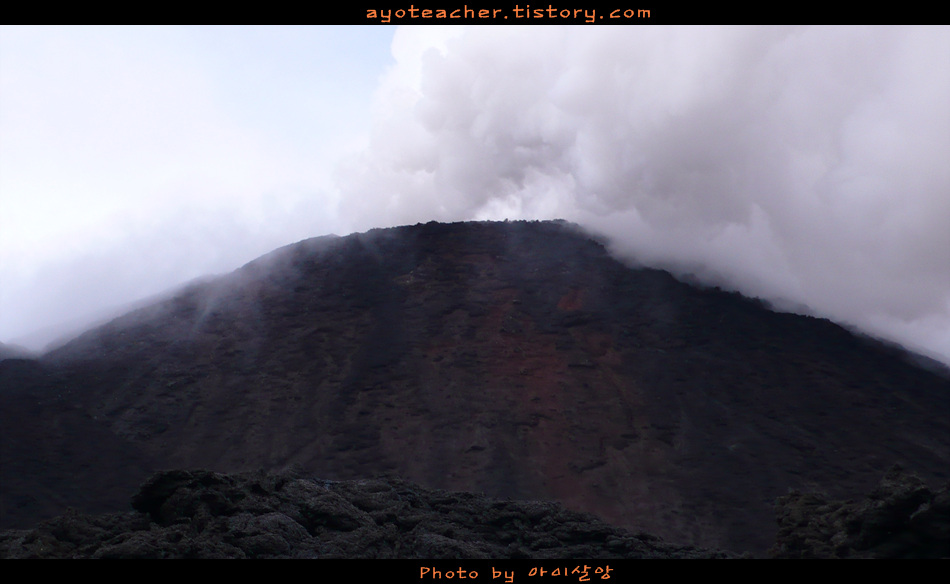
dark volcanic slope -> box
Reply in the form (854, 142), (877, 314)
(2, 220), (948, 554)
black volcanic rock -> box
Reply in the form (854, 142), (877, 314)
(770, 465), (950, 558)
(0, 469), (729, 559)
(2, 219), (949, 555)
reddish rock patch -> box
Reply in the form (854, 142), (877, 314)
(557, 287), (584, 311)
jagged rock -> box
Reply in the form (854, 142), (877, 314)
(770, 465), (950, 558)
(0, 469), (731, 559)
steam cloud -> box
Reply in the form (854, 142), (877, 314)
(334, 26), (950, 366)
(1, 26), (948, 368)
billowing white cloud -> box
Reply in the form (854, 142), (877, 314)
(336, 25), (950, 365)
(2, 26), (947, 367)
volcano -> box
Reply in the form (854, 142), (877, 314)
(2, 219), (948, 555)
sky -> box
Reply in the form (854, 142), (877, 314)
(1, 25), (949, 368)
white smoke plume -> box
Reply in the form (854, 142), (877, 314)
(334, 25), (950, 366)
(2, 26), (947, 368)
